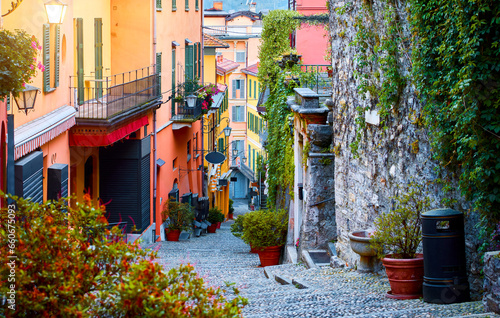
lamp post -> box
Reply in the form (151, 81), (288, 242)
(13, 84), (40, 115)
(44, 0), (67, 24)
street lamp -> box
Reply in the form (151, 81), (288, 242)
(223, 126), (232, 137)
(14, 85), (40, 115)
(44, 0), (68, 24)
(186, 94), (197, 108)
(242, 156), (247, 164)
(232, 148), (238, 157)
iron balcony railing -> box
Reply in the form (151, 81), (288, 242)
(204, 25), (262, 37)
(70, 66), (160, 120)
(299, 64), (333, 97)
(171, 97), (203, 122)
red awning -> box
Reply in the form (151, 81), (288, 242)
(69, 116), (149, 147)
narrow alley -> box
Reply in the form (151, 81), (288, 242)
(145, 200), (488, 318)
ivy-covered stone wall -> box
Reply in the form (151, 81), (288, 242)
(328, 0), (482, 297)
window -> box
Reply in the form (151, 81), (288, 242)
(156, 52), (162, 96)
(236, 51), (245, 63)
(43, 23), (61, 93)
(249, 79), (252, 97)
(232, 105), (245, 122)
(195, 0), (199, 10)
(156, 0), (162, 10)
(185, 43), (194, 82)
(254, 81), (257, 99)
(187, 140), (191, 162)
(232, 79), (245, 99)
(173, 157), (178, 170)
(185, 0), (189, 10)
(172, 0), (177, 10)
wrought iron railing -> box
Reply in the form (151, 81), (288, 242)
(171, 97), (203, 121)
(299, 64), (332, 97)
(204, 25), (262, 37)
(70, 66), (160, 120)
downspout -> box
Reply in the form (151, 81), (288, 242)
(152, 0), (158, 240)
(201, 0), (206, 197)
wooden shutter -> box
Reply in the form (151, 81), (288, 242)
(196, 0), (199, 10)
(254, 81), (257, 99)
(172, 0), (177, 10)
(95, 18), (103, 98)
(185, 0), (189, 10)
(15, 151), (43, 204)
(232, 106), (237, 122)
(156, 0), (162, 9)
(54, 25), (61, 88)
(240, 79), (245, 98)
(76, 18), (84, 105)
(197, 42), (201, 78)
(43, 24), (50, 93)
(232, 80), (236, 99)
(193, 43), (198, 79)
(172, 49), (176, 117)
(185, 44), (193, 82)
(156, 52), (162, 96)
(249, 79), (252, 97)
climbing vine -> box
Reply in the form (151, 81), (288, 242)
(410, 0), (500, 223)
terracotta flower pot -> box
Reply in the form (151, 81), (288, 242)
(165, 229), (181, 241)
(257, 245), (283, 267)
(207, 224), (217, 233)
(216, 222), (221, 229)
(227, 213), (234, 220)
(382, 253), (424, 299)
(250, 244), (258, 253)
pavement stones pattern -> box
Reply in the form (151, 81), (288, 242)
(144, 201), (496, 317)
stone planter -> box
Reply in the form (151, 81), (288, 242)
(483, 251), (500, 314)
(349, 230), (378, 272)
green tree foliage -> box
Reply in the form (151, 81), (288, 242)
(0, 29), (41, 98)
(410, 0), (500, 223)
(258, 10), (301, 85)
(0, 195), (246, 317)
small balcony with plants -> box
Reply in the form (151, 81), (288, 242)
(171, 81), (223, 123)
(70, 65), (161, 124)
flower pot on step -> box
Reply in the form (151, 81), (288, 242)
(250, 244), (258, 253)
(257, 245), (283, 267)
(207, 224), (217, 233)
(165, 229), (181, 241)
(216, 222), (221, 229)
(382, 253), (424, 299)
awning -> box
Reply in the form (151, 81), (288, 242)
(14, 105), (76, 160)
(69, 115), (149, 147)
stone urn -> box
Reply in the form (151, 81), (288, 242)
(349, 230), (378, 273)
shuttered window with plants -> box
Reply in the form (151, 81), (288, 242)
(76, 18), (84, 105)
(43, 24), (61, 93)
(156, 52), (162, 97)
(94, 18), (103, 99)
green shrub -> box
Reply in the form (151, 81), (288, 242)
(229, 198), (235, 214)
(231, 214), (246, 238)
(208, 207), (225, 223)
(241, 209), (288, 249)
(370, 182), (432, 259)
(0, 194), (247, 317)
(161, 200), (194, 231)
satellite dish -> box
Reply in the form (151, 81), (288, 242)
(205, 151), (226, 164)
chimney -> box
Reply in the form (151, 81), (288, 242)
(249, 2), (256, 12)
(213, 1), (223, 10)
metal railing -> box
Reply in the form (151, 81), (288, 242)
(299, 64), (332, 97)
(171, 97), (203, 121)
(204, 25), (262, 37)
(70, 66), (160, 120)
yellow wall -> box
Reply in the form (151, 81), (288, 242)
(204, 53), (217, 87)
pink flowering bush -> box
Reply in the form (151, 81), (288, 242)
(0, 29), (42, 98)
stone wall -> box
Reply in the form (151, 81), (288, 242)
(483, 251), (500, 313)
(328, 0), (482, 296)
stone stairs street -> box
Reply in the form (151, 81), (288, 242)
(145, 220), (496, 318)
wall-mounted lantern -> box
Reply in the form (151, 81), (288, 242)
(14, 85), (40, 115)
(44, 0), (67, 24)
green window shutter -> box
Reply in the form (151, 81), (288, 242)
(248, 145), (251, 165)
(196, 0), (199, 10)
(172, 0), (176, 10)
(54, 25), (60, 88)
(76, 18), (84, 105)
(156, 52), (162, 96)
(249, 79), (252, 97)
(197, 42), (201, 79)
(254, 81), (257, 99)
(194, 43), (199, 79)
(156, 0), (162, 9)
(253, 149), (256, 171)
(185, 44), (194, 82)
(43, 24), (50, 93)
(172, 49), (176, 117)
(185, 0), (189, 10)
(94, 18), (103, 98)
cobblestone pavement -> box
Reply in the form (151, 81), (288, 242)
(145, 218), (495, 318)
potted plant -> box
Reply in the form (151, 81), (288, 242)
(231, 214), (257, 253)
(228, 199), (235, 220)
(370, 182), (432, 299)
(242, 209), (288, 266)
(207, 207), (224, 233)
(161, 200), (194, 241)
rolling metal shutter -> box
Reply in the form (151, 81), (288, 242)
(47, 163), (68, 201)
(14, 151), (43, 204)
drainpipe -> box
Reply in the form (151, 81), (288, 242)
(201, 1), (205, 197)
(152, 0), (158, 241)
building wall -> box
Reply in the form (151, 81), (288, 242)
(295, 0), (329, 65)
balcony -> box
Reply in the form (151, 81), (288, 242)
(299, 64), (333, 100)
(70, 66), (160, 124)
(171, 97), (204, 122)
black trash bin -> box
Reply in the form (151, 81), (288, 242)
(422, 208), (470, 304)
